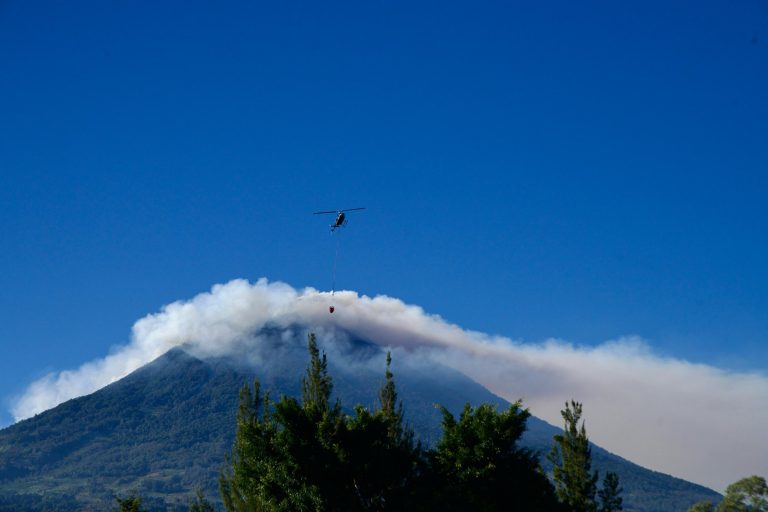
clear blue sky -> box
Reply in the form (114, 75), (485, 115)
(1, 1), (766, 427)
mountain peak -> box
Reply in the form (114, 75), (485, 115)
(0, 325), (721, 511)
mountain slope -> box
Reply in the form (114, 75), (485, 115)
(0, 327), (720, 511)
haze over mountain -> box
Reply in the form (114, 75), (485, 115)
(0, 326), (720, 511)
(10, 278), (768, 492)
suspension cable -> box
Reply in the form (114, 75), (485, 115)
(331, 233), (340, 296)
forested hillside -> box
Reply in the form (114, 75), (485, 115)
(0, 328), (721, 511)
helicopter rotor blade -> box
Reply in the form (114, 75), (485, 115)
(339, 207), (366, 212)
(313, 210), (338, 215)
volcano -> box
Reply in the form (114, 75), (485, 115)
(0, 325), (719, 511)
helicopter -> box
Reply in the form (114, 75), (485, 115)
(313, 207), (366, 314)
(313, 207), (366, 232)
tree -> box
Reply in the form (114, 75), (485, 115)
(549, 400), (599, 512)
(220, 332), (344, 511)
(301, 332), (336, 414)
(688, 501), (715, 512)
(220, 333), (422, 511)
(343, 351), (423, 510)
(113, 494), (146, 512)
(717, 475), (768, 512)
(598, 472), (623, 512)
(218, 379), (276, 512)
(189, 487), (215, 512)
(431, 401), (563, 511)
(275, 332), (347, 509)
(220, 331), (561, 511)
(378, 352), (404, 441)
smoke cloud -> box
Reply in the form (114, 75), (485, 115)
(11, 278), (768, 491)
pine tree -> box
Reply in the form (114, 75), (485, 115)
(220, 331), (561, 511)
(431, 402), (563, 511)
(219, 379), (277, 512)
(598, 472), (623, 512)
(188, 487), (215, 512)
(272, 332), (349, 510)
(301, 332), (335, 414)
(549, 400), (599, 512)
(688, 501), (715, 512)
(345, 350), (422, 510)
(220, 332), (351, 511)
(378, 351), (403, 440)
(113, 494), (146, 512)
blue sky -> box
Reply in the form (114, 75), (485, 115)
(1, 0), (766, 431)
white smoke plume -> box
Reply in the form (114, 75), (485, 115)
(11, 278), (768, 492)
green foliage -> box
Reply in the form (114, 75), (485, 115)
(430, 402), (563, 511)
(689, 501), (715, 512)
(114, 493), (147, 512)
(549, 400), (600, 512)
(717, 475), (768, 512)
(378, 352), (404, 442)
(343, 353), (423, 510)
(598, 472), (623, 512)
(217, 334), (342, 511)
(221, 333), (565, 511)
(220, 334), (423, 511)
(189, 487), (215, 512)
(0, 347), (248, 510)
(0, 330), (723, 511)
(689, 475), (768, 512)
(301, 333), (336, 414)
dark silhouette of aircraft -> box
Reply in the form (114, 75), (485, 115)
(313, 207), (366, 232)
